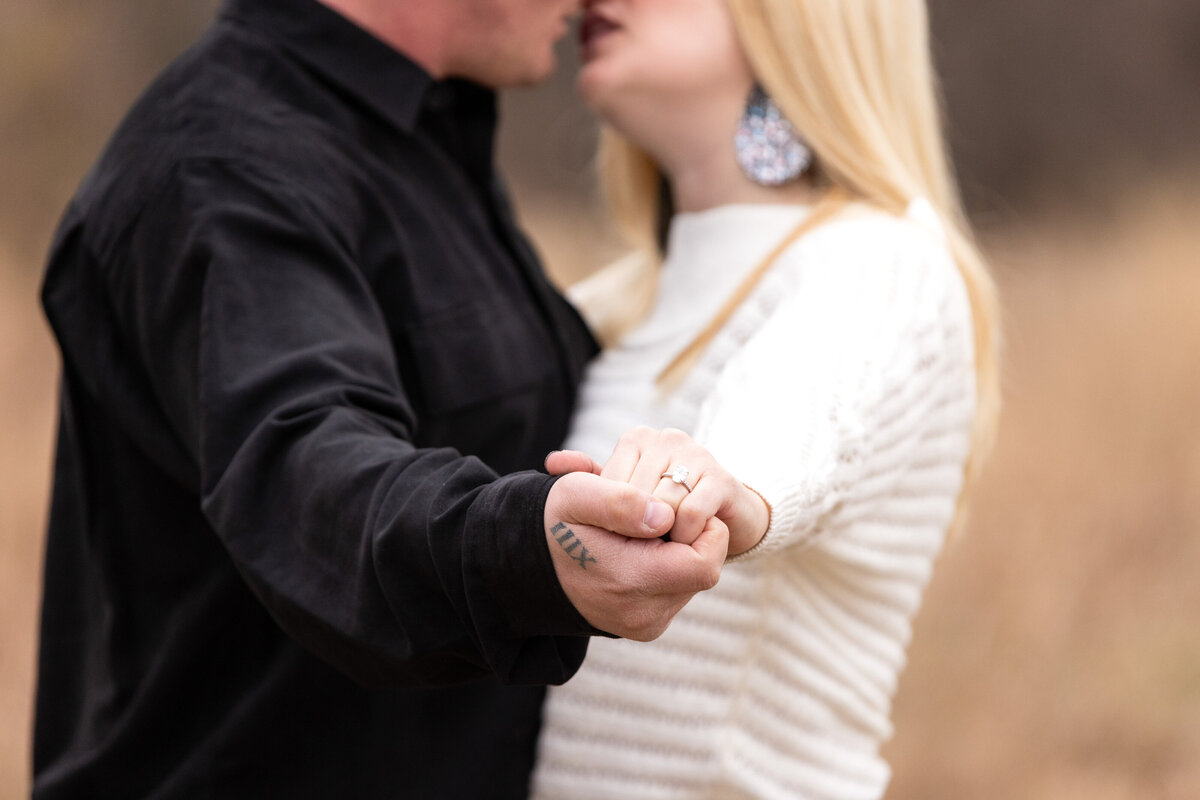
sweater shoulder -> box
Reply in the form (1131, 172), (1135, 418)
(765, 201), (969, 335)
(792, 201), (955, 277)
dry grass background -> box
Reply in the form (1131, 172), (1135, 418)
(0, 259), (57, 800)
(3, 1), (1200, 796)
(4, 177), (1199, 798)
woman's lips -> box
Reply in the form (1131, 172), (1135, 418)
(579, 11), (620, 57)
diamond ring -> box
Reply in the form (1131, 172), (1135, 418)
(660, 465), (694, 493)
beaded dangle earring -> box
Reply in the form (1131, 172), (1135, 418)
(734, 86), (812, 186)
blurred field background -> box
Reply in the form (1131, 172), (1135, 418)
(2, 1), (1199, 797)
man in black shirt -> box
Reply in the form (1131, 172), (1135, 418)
(33, 0), (728, 796)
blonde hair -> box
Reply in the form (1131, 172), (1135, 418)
(597, 0), (1000, 528)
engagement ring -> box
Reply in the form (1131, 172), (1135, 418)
(661, 465), (694, 493)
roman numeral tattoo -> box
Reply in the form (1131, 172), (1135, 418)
(550, 522), (598, 570)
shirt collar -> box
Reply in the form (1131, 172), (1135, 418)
(220, 0), (433, 133)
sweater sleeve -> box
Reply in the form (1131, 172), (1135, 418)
(690, 215), (976, 561)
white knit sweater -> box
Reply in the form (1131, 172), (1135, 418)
(530, 201), (976, 800)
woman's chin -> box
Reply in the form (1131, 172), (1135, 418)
(575, 65), (616, 114)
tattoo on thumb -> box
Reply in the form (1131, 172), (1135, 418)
(550, 522), (598, 570)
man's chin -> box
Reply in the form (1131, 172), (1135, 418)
(465, 51), (558, 89)
(512, 53), (559, 87)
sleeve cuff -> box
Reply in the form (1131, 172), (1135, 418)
(468, 472), (604, 640)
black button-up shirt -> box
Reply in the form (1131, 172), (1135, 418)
(34, 0), (599, 795)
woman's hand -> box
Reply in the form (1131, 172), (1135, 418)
(547, 427), (771, 558)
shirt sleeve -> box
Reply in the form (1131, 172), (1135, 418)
(108, 157), (593, 687)
(690, 218), (976, 561)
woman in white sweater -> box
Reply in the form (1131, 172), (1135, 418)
(532, 0), (1000, 798)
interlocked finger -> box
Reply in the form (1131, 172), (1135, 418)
(627, 428), (695, 494)
(599, 426), (656, 485)
(666, 464), (744, 547)
(652, 464), (697, 531)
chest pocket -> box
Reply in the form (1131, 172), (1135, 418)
(403, 299), (555, 418)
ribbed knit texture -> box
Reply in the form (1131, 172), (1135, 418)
(531, 201), (976, 800)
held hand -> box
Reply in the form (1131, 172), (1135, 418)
(544, 472), (728, 641)
(548, 427), (770, 557)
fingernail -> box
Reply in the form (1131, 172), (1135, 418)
(644, 500), (672, 530)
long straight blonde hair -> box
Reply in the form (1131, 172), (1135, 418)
(597, 0), (1000, 525)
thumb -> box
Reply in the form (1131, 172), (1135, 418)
(687, 515), (730, 573)
(549, 472), (675, 539)
(646, 516), (729, 596)
(545, 449), (603, 477)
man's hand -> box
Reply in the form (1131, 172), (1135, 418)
(543, 472), (728, 641)
(548, 427), (771, 558)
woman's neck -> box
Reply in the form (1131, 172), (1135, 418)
(668, 154), (820, 213)
(645, 108), (819, 213)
